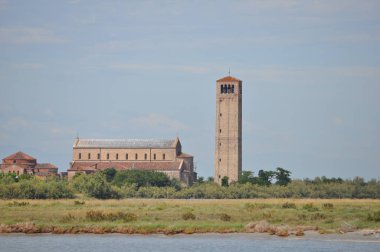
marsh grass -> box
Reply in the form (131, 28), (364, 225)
(0, 199), (379, 234)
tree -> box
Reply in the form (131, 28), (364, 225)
(238, 171), (256, 184)
(102, 168), (117, 182)
(257, 170), (275, 186)
(221, 176), (229, 187)
(275, 167), (291, 186)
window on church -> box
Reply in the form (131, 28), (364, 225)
(135, 154), (138, 160)
(79, 153), (81, 160)
(220, 113), (222, 117)
(232, 85), (234, 93)
(228, 84), (231, 93)
(220, 129), (222, 133)
(163, 154), (166, 160)
(126, 153), (128, 160)
(154, 154), (156, 160)
(97, 153), (100, 159)
(88, 153), (91, 160)
(221, 85), (224, 94)
(144, 154), (147, 160)
(107, 153), (110, 160)
(116, 153), (119, 160)
(223, 84), (227, 93)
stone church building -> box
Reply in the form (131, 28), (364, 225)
(68, 137), (196, 185)
(0, 151), (58, 178)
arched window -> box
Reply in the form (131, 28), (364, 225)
(135, 153), (138, 160)
(231, 85), (234, 93)
(88, 153), (91, 160)
(126, 153), (129, 160)
(107, 153), (110, 160)
(163, 154), (166, 160)
(116, 153), (119, 160)
(154, 154), (156, 160)
(79, 153), (81, 160)
(221, 85), (224, 94)
(144, 153), (147, 160)
(97, 153), (100, 159)
(223, 84), (227, 93)
(227, 84), (231, 93)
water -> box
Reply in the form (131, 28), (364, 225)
(0, 233), (379, 252)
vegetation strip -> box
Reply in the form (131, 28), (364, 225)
(0, 199), (379, 236)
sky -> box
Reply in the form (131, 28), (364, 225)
(0, 0), (379, 180)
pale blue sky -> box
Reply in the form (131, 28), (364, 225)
(1, 0), (379, 179)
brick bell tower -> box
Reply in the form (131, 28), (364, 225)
(214, 75), (242, 184)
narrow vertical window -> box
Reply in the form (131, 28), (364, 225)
(163, 154), (166, 160)
(228, 84), (231, 93)
(107, 153), (110, 160)
(220, 129), (222, 133)
(223, 84), (227, 93)
(79, 153), (81, 160)
(220, 113), (222, 117)
(88, 153), (91, 160)
(232, 85), (234, 93)
(97, 153), (100, 160)
(135, 153), (138, 160)
(116, 153), (119, 160)
(154, 154), (156, 160)
(220, 85), (224, 94)
(126, 153), (128, 160)
(144, 153), (147, 160)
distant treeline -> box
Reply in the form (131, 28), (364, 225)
(0, 169), (379, 199)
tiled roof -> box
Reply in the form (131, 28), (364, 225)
(74, 139), (177, 149)
(217, 76), (241, 82)
(70, 161), (183, 172)
(177, 152), (193, 158)
(3, 151), (36, 161)
(35, 163), (58, 169)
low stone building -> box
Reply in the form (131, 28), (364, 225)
(0, 151), (58, 178)
(67, 137), (197, 185)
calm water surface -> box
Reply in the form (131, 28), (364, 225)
(0, 233), (379, 252)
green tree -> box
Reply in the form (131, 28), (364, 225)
(221, 176), (229, 187)
(238, 171), (256, 184)
(257, 170), (275, 186)
(275, 167), (291, 186)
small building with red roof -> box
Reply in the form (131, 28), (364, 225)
(0, 151), (58, 178)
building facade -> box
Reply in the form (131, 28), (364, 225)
(0, 151), (58, 178)
(214, 76), (242, 184)
(68, 137), (196, 185)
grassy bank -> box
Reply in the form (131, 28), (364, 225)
(0, 199), (379, 236)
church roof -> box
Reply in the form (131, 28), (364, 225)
(217, 76), (241, 82)
(74, 139), (178, 149)
(3, 151), (36, 161)
(35, 163), (58, 169)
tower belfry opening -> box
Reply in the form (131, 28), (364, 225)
(214, 76), (242, 184)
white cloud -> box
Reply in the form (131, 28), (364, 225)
(0, 27), (67, 44)
(129, 113), (189, 132)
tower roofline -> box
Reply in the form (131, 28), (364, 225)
(217, 76), (241, 82)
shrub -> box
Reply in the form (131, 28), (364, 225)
(182, 212), (196, 220)
(220, 213), (231, 222)
(322, 203), (334, 210)
(282, 202), (296, 209)
(7, 201), (30, 207)
(61, 213), (76, 223)
(74, 200), (85, 205)
(367, 211), (380, 221)
(303, 203), (319, 212)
